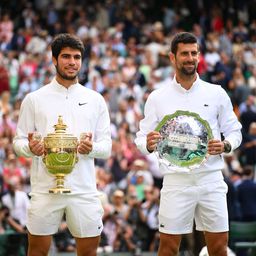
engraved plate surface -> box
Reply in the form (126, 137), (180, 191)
(155, 110), (213, 169)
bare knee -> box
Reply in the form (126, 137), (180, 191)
(28, 248), (50, 256)
(207, 242), (227, 256)
(78, 248), (97, 256)
(27, 233), (52, 256)
(158, 233), (181, 256)
(158, 244), (179, 256)
(76, 236), (100, 256)
(205, 232), (228, 256)
(77, 247), (97, 256)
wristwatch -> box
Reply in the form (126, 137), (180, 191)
(223, 140), (231, 153)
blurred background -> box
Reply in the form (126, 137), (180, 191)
(1, 0), (256, 255)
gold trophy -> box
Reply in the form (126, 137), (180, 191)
(43, 116), (78, 193)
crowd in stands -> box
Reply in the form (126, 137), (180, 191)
(1, 0), (256, 255)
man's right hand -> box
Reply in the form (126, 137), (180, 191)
(28, 132), (44, 156)
(146, 131), (161, 153)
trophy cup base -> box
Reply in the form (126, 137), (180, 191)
(49, 174), (71, 194)
(49, 188), (71, 194)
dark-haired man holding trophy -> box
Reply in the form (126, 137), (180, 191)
(135, 32), (242, 256)
(13, 34), (112, 256)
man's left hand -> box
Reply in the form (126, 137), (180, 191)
(207, 139), (224, 155)
(78, 132), (92, 154)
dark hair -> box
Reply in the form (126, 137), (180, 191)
(171, 32), (198, 55)
(51, 33), (85, 59)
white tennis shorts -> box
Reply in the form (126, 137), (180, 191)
(27, 193), (104, 237)
(159, 171), (228, 234)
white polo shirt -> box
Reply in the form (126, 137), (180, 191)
(135, 74), (242, 175)
(13, 78), (112, 195)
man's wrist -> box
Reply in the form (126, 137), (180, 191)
(146, 145), (153, 153)
(223, 140), (231, 153)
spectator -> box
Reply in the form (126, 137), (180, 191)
(2, 155), (23, 193)
(124, 192), (148, 251)
(231, 67), (250, 107)
(0, 205), (26, 255)
(239, 100), (256, 135)
(225, 176), (241, 221)
(25, 30), (49, 54)
(0, 91), (12, 116)
(127, 159), (153, 201)
(237, 165), (256, 221)
(0, 113), (16, 144)
(111, 189), (128, 220)
(239, 122), (256, 167)
(211, 51), (233, 91)
(247, 65), (256, 90)
(113, 224), (137, 252)
(0, 58), (9, 95)
(16, 76), (40, 100)
(102, 197), (125, 251)
(238, 94), (256, 116)
(0, 13), (14, 44)
(107, 139), (129, 189)
(1, 175), (29, 231)
(141, 185), (160, 251)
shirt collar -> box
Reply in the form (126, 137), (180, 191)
(172, 73), (200, 93)
(51, 77), (79, 92)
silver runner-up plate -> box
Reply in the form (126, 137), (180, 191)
(155, 110), (213, 170)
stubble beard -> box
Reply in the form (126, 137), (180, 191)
(180, 63), (197, 76)
(55, 65), (78, 81)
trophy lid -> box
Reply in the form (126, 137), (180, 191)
(45, 116), (77, 139)
(54, 115), (67, 134)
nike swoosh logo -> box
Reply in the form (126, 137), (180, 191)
(78, 102), (88, 106)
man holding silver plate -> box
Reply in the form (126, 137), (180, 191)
(13, 34), (112, 256)
(135, 32), (242, 256)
